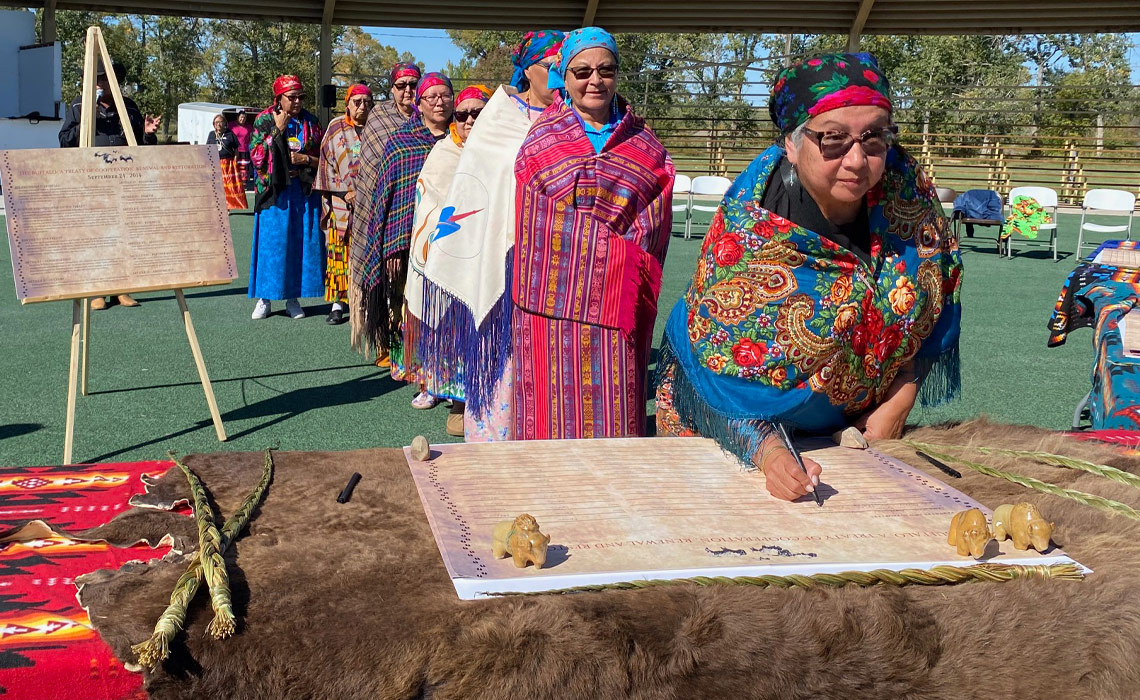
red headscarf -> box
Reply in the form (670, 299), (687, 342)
(344, 83), (374, 127)
(415, 72), (453, 103)
(455, 84), (493, 104)
(390, 62), (422, 85)
(273, 75), (303, 98)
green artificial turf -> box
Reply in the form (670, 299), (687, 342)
(0, 207), (1109, 467)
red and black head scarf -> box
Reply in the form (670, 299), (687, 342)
(390, 62), (422, 87)
(769, 53), (891, 133)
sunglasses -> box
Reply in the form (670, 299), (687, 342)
(802, 124), (899, 160)
(282, 92), (305, 101)
(454, 108), (483, 122)
(394, 81), (418, 92)
(566, 64), (617, 80)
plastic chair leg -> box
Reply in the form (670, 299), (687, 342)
(1073, 390), (1091, 430)
(1076, 211), (1086, 259)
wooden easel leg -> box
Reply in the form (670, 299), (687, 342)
(175, 289), (227, 441)
(64, 299), (81, 464)
(80, 297), (90, 395)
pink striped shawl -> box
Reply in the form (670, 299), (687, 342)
(512, 96), (674, 341)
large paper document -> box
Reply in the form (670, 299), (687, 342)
(406, 438), (1082, 599)
(2, 145), (236, 303)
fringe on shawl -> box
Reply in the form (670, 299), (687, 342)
(915, 343), (961, 408)
(354, 258), (403, 357)
(654, 340), (775, 469)
(415, 255), (514, 414)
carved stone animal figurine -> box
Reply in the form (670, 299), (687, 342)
(992, 502), (1054, 552)
(948, 508), (992, 558)
(492, 514), (550, 569)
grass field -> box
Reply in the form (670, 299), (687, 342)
(0, 207), (1110, 467)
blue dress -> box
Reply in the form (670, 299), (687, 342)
(249, 118), (325, 300)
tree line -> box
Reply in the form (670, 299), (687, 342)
(37, 10), (1137, 147)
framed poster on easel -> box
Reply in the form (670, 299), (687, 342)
(1, 26), (234, 464)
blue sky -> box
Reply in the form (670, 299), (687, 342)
(364, 27), (464, 71)
(367, 28), (1140, 82)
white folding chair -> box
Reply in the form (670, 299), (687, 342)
(1076, 189), (1137, 259)
(687, 175), (732, 240)
(1005, 186), (1059, 261)
(671, 174), (692, 238)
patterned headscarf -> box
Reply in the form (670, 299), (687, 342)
(344, 83), (374, 127)
(546, 26), (619, 92)
(455, 84), (493, 105)
(769, 53), (891, 133)
(273, 75), (302, 98)
(416, 72), (453, 103)
(510, 30), (566, 89)
(390, 62), (422, 86)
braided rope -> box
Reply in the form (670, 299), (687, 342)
(492, 563), (1083, 596)
(971, 446), (1140, 491)
(905, 441), (1140, 521)
(170, 453), (235, 640)
(132, 449), (274, 667)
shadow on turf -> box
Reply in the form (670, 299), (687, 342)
(87, 364), (370, 396)
(0, 423), (42, 440)
(956, 237), (1075, 263)
(84, 370), (399, 463)
(146, 286), (250, 302)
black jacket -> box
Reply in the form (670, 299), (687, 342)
(58, 95), (158, 147)
(206, 130), (239, 159)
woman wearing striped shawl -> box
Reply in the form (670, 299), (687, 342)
(503, 27), (674, 440)
(350, 73), (454, 375)
(315, 83), (373, 325)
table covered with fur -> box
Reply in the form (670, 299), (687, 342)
(77, 420), (1140, 699)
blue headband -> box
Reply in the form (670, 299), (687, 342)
(547, 26), (619, 92)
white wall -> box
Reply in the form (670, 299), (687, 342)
(19, 43), (62, 117)
(0, 119), (64, 149)
(0, 10), (36, 118)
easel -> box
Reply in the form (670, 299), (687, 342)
(63, 26), (227, 464)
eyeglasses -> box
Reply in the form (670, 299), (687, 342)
(419, 93), (453, 105)
(454, 108), (483, 122)
(347, 96), (373, 107)
(393, 81), (418, 92)
(566, 64), (618, 80)
(802, 124), (899, 160)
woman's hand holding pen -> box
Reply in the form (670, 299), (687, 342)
(754, 435), (821, 502)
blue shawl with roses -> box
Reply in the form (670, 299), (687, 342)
(660, 143), (962, 461)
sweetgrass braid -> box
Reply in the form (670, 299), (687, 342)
(132, 449), (275, 667)
(171, 452), (235, 640)
(904, 440), (1140, 521)
(969, 445), (1140, 491)
(493, 563), (1083, 596)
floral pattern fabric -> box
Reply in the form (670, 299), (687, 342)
(768, 53), (891, 133)
(1002, 195), (1052, 240)
(682, 144), (961, 415)
(657, 143), (962, 466)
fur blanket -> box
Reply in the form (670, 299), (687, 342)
(76, 421), (1140, 699)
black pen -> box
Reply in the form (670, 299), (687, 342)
(775, 422), (823, 507)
